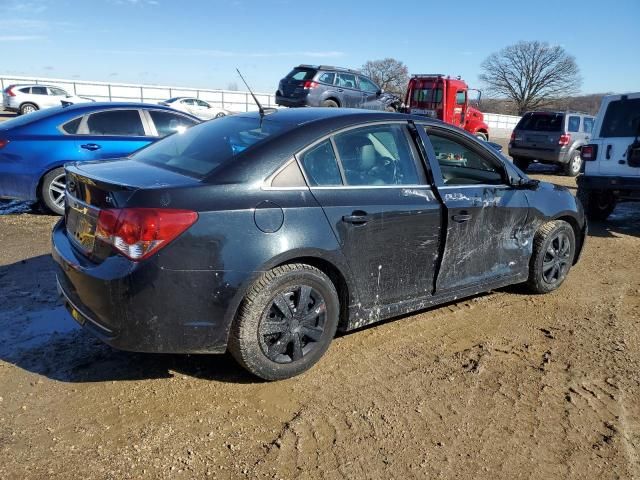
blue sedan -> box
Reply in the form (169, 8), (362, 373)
(0, 102), (200, 214)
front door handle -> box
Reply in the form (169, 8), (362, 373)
(606, 144), (612, 159)
(342, 211), (369, 225)
(452, 213), (472, 223)
(81, 143), (101, 151)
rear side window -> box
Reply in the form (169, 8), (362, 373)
(568, 116), (581, 132)
(86, 110), (145, 136)
(318, 72), (335, 85)
(516, 112), (563, 132)
(61, 117), (82, 134)
(19, 87), (31, 94)
(286, 68), (316, 81)
(600, 98), (640, 138)
(299, 140), (342, 186)
(31, 86), (47, 95)
(336, 73), (357, 89)
(333, 124), (420, 186)
(583, 117), (594, 133)
(149, 110), (198, 137)
(133, 115), (296, 179)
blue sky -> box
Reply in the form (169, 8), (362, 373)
(2, 0), (638, 94)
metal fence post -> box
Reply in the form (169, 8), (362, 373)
(140, 86), (144, 103)
(108, 84), (112, 101)
(221, 90), (225, 109)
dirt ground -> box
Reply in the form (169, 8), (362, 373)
(1, 170), (639, 480)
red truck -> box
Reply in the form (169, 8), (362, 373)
(404, 74), (490, 140)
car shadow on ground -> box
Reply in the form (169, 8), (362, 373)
(0, 254), (259, 384)
(587, 202), (640, 239)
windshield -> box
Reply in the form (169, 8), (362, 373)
(517, 112), (563, 132)
(132, 115), (295, 178)
(601, 98), (640, 138)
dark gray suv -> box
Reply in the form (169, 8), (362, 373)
(275, 65), (402, 111)
(509, 111), (595, 176)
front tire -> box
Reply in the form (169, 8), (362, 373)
(215, 112), (225, 119)
(40, 167), (66, 215)
(229, 264), (340, 381)
(563, 150), (582, 177)
(526, 220), (576, 294)
(20, 103), (38, 115)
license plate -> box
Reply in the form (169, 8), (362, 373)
(67, 209), (96, 252)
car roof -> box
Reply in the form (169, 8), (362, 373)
(524, 110), (593, 117)
(235, 107), (423, 126)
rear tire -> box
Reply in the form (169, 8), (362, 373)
(215, 112), (225, 119)
(563, 150), (582, 177)
(40, 167), (66, 215)
(577, 187), (616, 221)
(513, 157), (530, 172)
(322, 99), (339, 108)
(20, 103), (38, 115)
(228, 263), (340, 381)
(526, 220), (575, 294)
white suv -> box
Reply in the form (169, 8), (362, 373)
(2, 84), (93, 115)
(577, 93), (640, 220)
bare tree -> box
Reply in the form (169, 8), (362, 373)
(479, 41), (581, 115)
(361, 58), (409, 98)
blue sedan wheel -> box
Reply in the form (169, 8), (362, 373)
(41, 167), (66, 215)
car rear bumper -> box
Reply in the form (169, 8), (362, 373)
(275, 95), (310, 107)
(509, 145), (571, 164)
(578, 174), (640, 197)
(51, 220), (230, 354)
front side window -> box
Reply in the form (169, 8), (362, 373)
(426, 130), (505, 185)
(86, 110), (146, 136)
(333, 124), (420, 186)
(601, 98), (640, 138)
(455, 91), (466, 105)
(583, 117), (594, 133)
(299, 140), (342, 186)
(318, 72), (335, 85)
(336, 73), (357, 89)
(358, 76), (379, 93)
(31, 86), (47, 95)
(50, 87), (67, 96)
(195, 100), (209, 108)
(568, 116), (581, 132)
(149, 110), (198, 137)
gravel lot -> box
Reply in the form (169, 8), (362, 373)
(1, 126), (639, 478)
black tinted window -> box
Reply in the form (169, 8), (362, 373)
(517, 112), (563, 132)
(32, 86), (47, 95)
(601, 99), (640, 138)
(334, 124), (420, 186)
(568, 116), (580, 132)
(149, 110), (198, 137)
(299, 140), (342, 186)
(286, 68), (315, 81)
(19, 87), (30, 93)
(133, 115), (295, 178)
(62, 117), (82, 134)
(86, 110), (145, 136)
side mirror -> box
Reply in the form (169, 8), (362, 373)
(376, 89), (383, 96)
(512, 176), (539, 189)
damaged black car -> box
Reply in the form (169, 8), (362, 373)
(52, 108), (586, 380)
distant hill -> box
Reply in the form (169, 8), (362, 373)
(480, 93), (611, 116)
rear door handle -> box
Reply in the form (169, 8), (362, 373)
(81, 143), (101, 151)
(606, 144), (612, 159)
(452, 213), (472, 223)
(342, 211), (369, 225)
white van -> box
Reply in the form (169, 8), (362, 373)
(577, 93), (640, 220)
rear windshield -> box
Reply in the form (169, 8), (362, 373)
(132, 115), (295, 178)
(285, 68), (316, 81)
(516, 112), (563, 132)
(600, 98), (640, 138)
(412, 87), (443, 105)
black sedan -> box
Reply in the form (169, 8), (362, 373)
(52, 108), (586, 380)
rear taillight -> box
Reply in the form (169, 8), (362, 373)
(510, 132), (516, 142)
(581, 144), (598, 161)
(302, 81), (319, 89)
(0, 139), (9, 149)
(95, 208), (198, 261)
(5, 86), (16, 97)
(559, 134), (571, 146)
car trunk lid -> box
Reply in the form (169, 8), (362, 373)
(512, 112), (564, 150)
(280, 67), (316, 97)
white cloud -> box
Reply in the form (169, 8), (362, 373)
(6, 1), (48, 14)
(0, 35), (45, 41)
(99, 48), (344, 58)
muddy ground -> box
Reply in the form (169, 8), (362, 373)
(1, 170), (639, 479)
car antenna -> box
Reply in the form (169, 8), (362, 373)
(236, 68), (274, 117)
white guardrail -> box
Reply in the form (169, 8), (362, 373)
(0, 74), (276, 113)
(0, 74), (522, 133)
